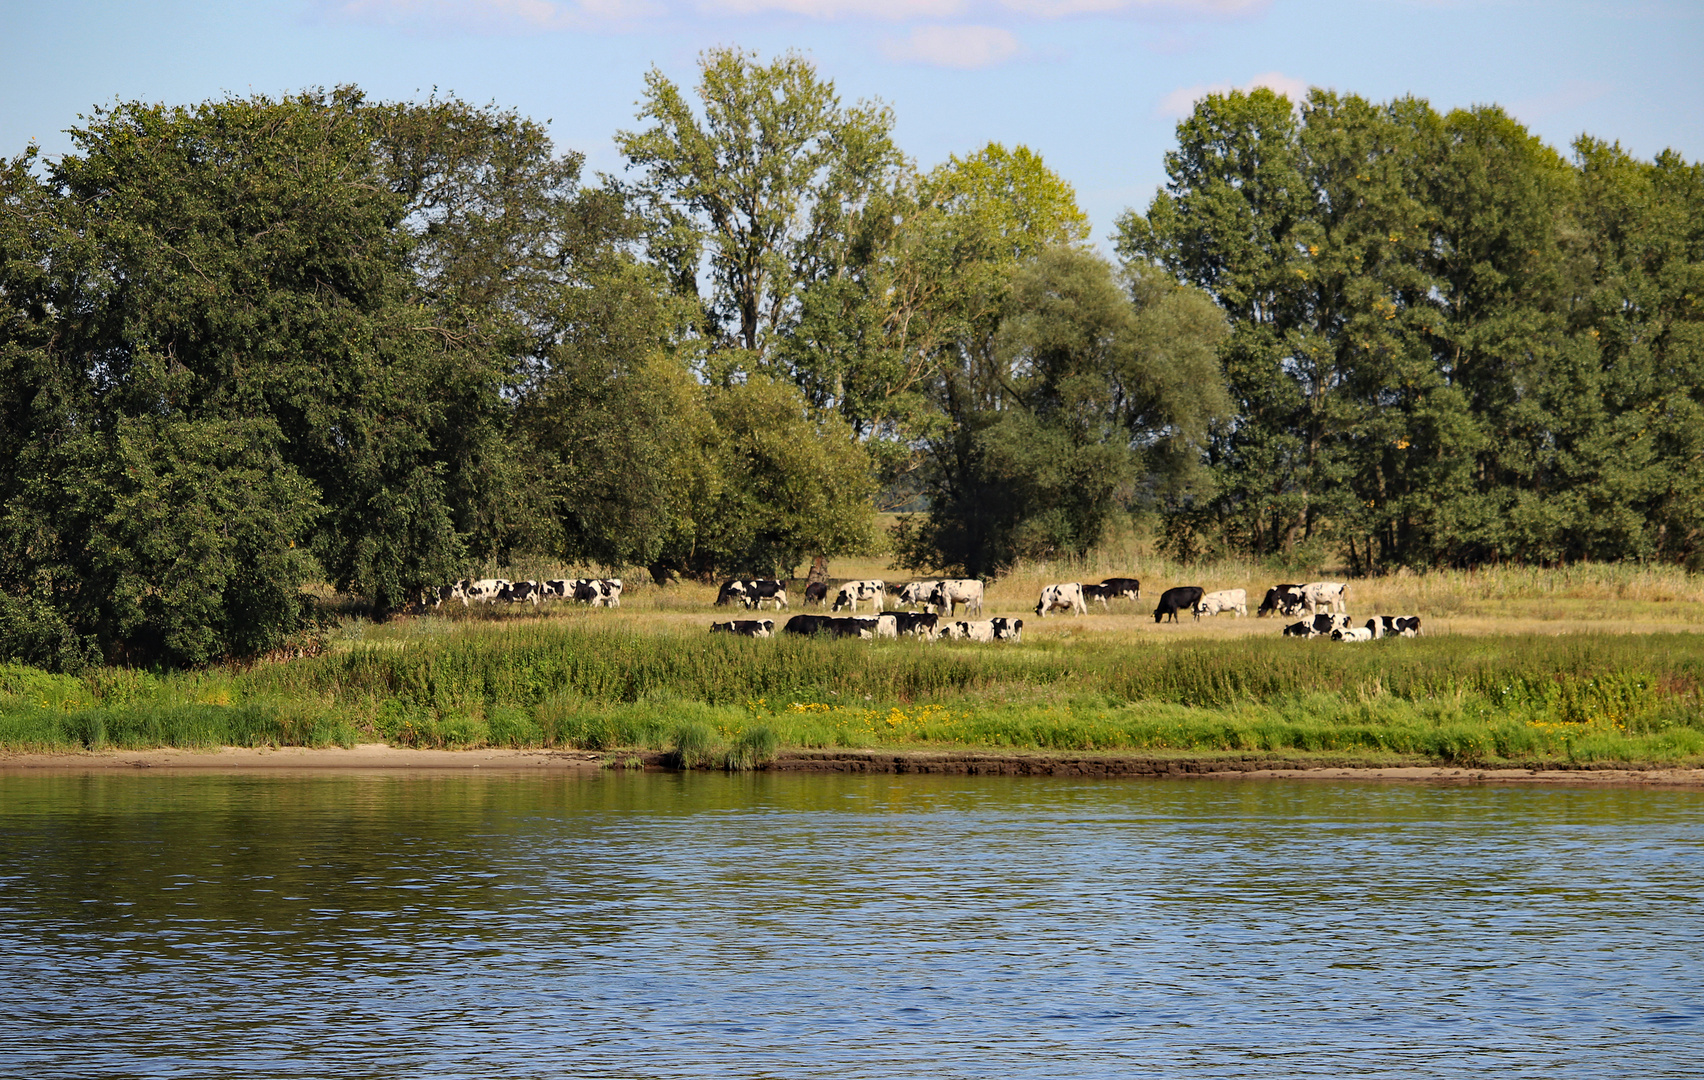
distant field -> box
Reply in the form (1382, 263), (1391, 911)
(4, 558), (1703, 767)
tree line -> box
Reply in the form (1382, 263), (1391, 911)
(1, 49), (1699, 668)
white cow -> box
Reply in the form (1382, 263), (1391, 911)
(1194, 588), (1248, 618)
(874, 614), (899, 639)
(1301, 581), (1348, 614)
(833, 579), (886, 613)
(927, 579), (984, 618)
(1035, 582), (1088, 617)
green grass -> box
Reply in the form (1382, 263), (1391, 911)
(4, 625), (1704, 766)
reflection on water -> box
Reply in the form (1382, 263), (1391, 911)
(0, 771), (1699, 1078)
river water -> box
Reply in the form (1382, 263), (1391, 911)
(0, 771), (1698, 1078)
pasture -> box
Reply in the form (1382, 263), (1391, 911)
(3, 556), (1703, 768)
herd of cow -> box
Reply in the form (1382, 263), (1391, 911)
(424, 571), (1420, 644)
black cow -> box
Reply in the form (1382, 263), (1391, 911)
(804, 581), (829, 606)
(890, 611), (940, 637)
(785, 614), (873, 638)
(1153, 586), (1205, 623)
(1100, 577), (1141, 602)
(1258, 585), (1308, 618)
(783, 614), (831, 635)
(710, 619), (774, 638)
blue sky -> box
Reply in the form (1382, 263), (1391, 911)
(4, 1), (1700, 245)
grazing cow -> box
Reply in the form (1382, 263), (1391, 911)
(541, 579), (572, 601)
(1081, 583), (1116, 609)
(990, 617), (1023, 642)
(833, 579), (886, 613)
(464, 578), (509, 604)
(804, 581), (829, 606)
(1035, 583), (1089, 617)
(890, 612), (939, 638)
(1099, 577), (1141, 603)
(1257, 585), (1308, 618)
(425, 582), (468, 608)
(718, 579), (789, 610)
(710, 619), (774, 638)
(1300, 581), (1348, 614)
(1153, 586), (1205, 623)
(1285, 613), (1354, 638)
(895, 581), (937, 609)
(1194, 588), (1248, 618)
(1331, 626), (1374, 642)
(599, 579), (623, 607)
(1366, 615), (1422, 639)
(499, 580), (544, 607)
(926, 579), (985, 618)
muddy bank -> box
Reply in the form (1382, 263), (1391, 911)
(3, 744), (1702, 786)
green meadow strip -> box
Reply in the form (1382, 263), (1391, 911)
(3, 628), (1703, 765)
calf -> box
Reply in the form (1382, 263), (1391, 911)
(927, 578), (985, 617)
(890, 612), (939, 638)
(1099, 577), (1141, 603)
(804, 581), (829, 607)
(1331, 626), (1374, 642)
(1195, 588), (1248, 618)
(833, 579), (886, 613)
(1081, 583), (1116, 610)
(1300, 581), (1348, 614)
(1366, 615), (1422, 639)
(1257, 585), (1307, 618)
(1153, 586), (1205, 623)
(710, 619), (774, 638)
(1036, 582), (1088, 617)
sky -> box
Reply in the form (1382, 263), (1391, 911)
(3, 1), (1701, 246)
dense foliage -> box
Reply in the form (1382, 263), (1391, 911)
(2, 54), (1698, 668)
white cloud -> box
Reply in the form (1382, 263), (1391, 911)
(882, 24), (1022, 67)
(1508, 80), (1613, 123)
(998, 0), (1266, 14)
(701, 0), (966, 17)
(316, 0), (663, 33)
(1155, 70), (1308, 116)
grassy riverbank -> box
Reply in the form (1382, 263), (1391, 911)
(5, 620), (1703, 767)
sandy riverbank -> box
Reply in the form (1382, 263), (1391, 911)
(3, 744), (1703, 786)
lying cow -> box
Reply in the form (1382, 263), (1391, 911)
(1331, 626), (1374, 642)
(782, 614), (872, 638)
(1257, 585), (1307, 618)
(1036, 582), (1088, 617)
(991, 617), (1022, 642)
(710, 619), (774, 638)
(1153, 586), (1205, 623)
(833, 579), (886, 613)
(1194, 588), (1247, 618)
(889, 612), (939, 638)
(1366, 615), (1422, 638)
(1283, 613), (1354, 638)
(718, 579), (789, 610)
(1300, 581), (1348, 614)
(927, 579), (984, 618)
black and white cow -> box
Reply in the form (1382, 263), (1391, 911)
(1366, 615), (1422, 638)
(833, 579), (886, 613)
(1331, 626), (1374, 642)
(890, 612), (940, 638)
(1036, 582), (1088, 617)
(990, 617), (1023, 642)
(710, 619), (775, 638)
(1284, 613), (1354, 638)
(927, 579), (984, 618)
(1099, 577), (1141, 603)
(894, 581), (939, 609)
(464, 578), (510, 604)
(1153, 586), (1205, 623)
(1257, 585), (1308, 618)
(499, 580), (544, 607)
(719, 579), (789, 611)
(425, 582), (468, 608)
(569, 578), (622, 607)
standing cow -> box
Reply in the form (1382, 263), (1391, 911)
(833, 579), (886, 613)
(1194, 588), (1248, 618)
(1257, 585), (1308, 618)
(1099, 577), (1141, 603)
(1035, 583), (1088, 617)
(1300, 582), (1348, 614)
(1153, 586), (1205, 623)
(927, 579), (984, 618)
